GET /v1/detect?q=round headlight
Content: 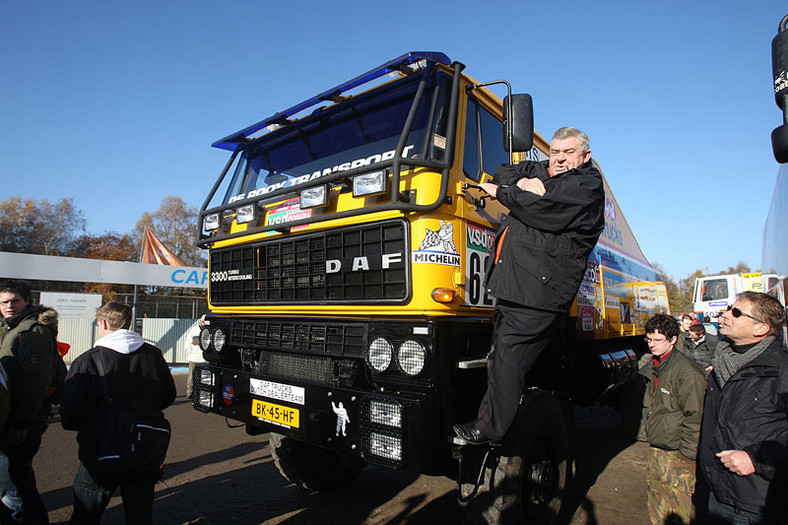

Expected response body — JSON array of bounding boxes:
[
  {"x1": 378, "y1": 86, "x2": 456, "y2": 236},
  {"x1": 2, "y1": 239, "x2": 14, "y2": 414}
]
[
  {"x1": 367, "y1": 337, "x2": 393, "y2": 372},
  {"x1": 213, "y1": 328, "x2": 226, "y2": 352},
  {"x1": 397, "y1": 340, "x2": 426, "y2": 376},
  {"x1": 199, "y1": 328, "x2": 212, "y2": 351}
]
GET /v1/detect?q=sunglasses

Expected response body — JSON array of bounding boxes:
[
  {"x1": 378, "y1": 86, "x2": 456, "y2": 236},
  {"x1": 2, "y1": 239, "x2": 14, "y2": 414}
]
[{"x1": 727, "y1": 305, "x2": 765, "y2": 324}]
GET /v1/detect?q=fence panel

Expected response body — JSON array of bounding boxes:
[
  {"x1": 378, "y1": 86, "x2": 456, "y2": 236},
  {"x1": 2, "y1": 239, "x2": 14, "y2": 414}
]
[
  {"x1": 58, "y1": 318, "x2": 197, "y2": 365},
  {"x1": 141, "y1": 318, "x2": 198, "y2": 364},
  {"x1": 57, "y1": 318, "x2": 97, "y2": 364}
]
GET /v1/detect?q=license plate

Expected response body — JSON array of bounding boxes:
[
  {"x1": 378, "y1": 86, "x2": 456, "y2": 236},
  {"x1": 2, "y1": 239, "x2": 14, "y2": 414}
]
[{"x1": 251, "y1": 398, "x2": 300, "y2": 428}]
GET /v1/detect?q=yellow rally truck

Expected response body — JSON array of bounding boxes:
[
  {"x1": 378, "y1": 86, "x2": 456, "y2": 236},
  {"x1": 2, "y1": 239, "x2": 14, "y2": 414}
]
[{"x1": 193, "y1": 52, "x2": 668, "y2": 522}]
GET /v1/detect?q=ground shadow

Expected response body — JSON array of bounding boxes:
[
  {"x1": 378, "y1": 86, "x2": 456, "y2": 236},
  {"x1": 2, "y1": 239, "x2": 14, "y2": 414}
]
[
  {"x1": 559, "y1": 404, "x2": 636, "y2": 524},
  {"x1": 150, "y1": 461, "x2": 441, "y2": 524}
]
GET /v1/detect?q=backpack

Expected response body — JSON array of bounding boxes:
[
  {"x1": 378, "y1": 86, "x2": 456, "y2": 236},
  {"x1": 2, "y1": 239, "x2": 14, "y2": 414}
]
[
  {"x1": 24, "y1": 312, "x2": 68, "y2": 406},
  {"x1": 83, "y1": 351, "x2": 171, "y2": 477}
]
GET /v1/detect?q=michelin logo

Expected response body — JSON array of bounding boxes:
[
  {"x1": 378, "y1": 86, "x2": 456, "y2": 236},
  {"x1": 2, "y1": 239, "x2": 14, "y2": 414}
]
[{"x1": 413, "y1": 220, "x2": 460, "y2": 266}]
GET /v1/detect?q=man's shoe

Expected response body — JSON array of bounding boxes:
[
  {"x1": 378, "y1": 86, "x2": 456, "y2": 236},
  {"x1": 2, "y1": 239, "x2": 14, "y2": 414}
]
[{"x1": 453, "y1": 421, "x2": 495, "y2": 445}]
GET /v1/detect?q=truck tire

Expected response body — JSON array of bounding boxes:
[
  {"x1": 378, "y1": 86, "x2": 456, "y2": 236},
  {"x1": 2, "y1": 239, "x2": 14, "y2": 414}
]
[
  {"x1": 460, "y1": 393, "x2": 572, "y2": 524},
  {"x1": 269, "y1": 433, "x2": 366, "y2": 492}
]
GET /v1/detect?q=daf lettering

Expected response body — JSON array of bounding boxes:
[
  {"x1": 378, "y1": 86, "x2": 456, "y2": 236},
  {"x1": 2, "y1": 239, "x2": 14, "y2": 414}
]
[{"x1": 325, "y1": 252, "x2": 403, "y2": 273}]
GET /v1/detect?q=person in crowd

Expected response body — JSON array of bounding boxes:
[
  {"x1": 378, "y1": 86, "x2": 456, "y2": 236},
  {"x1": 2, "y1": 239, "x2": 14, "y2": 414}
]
[
  {"x1": 59, "y1": 301, "x2": 176, "y2": 524},
  {"x1": 0, "y1": 280, "x2": 61, "y2": 524},
  {"x1": 685, "y1": 323, "x2": 718, "y2": 373},
  {"x1": 185, "y1": 317, "x2": 206, "y2": 400},
  {"x1": 700, "y1": 292, "x2": 787, "y2": 524},
  {"x1": 639, "y1": 314, "x2": 707, "y2": 525},
  {"x1": 703, "y1": 315, "x2": 719, "y2": 335},
  {"x1": 453, "y1": 127, "x2": 605, "y2": 444},
  {"x1": 677, "y1": 314, "x2": 695, "y2": 352}
]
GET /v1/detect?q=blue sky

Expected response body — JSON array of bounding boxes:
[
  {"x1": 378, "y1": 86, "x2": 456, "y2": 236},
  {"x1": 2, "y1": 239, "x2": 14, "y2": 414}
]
[{"x1": 2, "y1": 1, "x2": 786, "y2": 280}]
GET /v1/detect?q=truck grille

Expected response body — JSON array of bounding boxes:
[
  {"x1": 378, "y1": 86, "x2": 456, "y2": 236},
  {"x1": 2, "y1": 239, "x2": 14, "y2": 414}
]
[
  {"x1": 230, "y1": 319, "x2": 366, "y2": 357},
  {"x1": 254, "y1": 351, "x2": 341, "y2": 386},
  {"x1": 209, "y1": 219, "x2": 409, "y2": 305}
]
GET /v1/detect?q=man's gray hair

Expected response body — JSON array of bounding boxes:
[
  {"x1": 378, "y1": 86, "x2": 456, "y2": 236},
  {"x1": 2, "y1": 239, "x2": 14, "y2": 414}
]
[{"x1": 553, "y1": 127, "x2": 590, "y2": 152}]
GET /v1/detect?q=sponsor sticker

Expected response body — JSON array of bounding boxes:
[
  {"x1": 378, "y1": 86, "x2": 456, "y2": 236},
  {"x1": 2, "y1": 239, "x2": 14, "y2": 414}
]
[
  {"x1": 464, "y1": 222, "x2": 495, "y2": 307},
  {"x1": 222, "y1": 383, "x2": 236, "y2": 406},
  {"x1": 250, "y1": 378, "x2": 305, "y2": 406},
  {"x1": 412, "y1": 220, "x2": 460, "y2": 267},
  {"x1": 266, "y1": 198, "x2": 312, "y2": 229},
  {"x1": 620, "y1": 302, "x2": 632, "y2": 324}
]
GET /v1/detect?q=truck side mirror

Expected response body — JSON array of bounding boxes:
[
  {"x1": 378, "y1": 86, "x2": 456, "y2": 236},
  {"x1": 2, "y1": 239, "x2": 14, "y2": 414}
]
[
  {"x1": 772, "y1": 14, "x2": 788, "y2": 163},
  {"x1": 502, "y1": 94, "x2": 534, "y2": 153},
  {"x1": 773, "y1": 125, "x2": 788, "y2": 163}
]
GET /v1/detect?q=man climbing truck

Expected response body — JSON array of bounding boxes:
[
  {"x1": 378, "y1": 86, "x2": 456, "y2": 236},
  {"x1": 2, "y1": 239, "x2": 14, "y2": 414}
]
[{"x1": 192, "y1": 52, "x2": 668, "y2": 522}]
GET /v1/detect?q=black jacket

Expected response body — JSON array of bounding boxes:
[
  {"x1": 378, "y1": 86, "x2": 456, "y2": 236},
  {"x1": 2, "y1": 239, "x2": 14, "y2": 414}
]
[
  {"x1": 485, "y1": 159, "x2": 605, "y2": 312},
  {"x1": 60, "y1": 335, "x2": 176, "y2": 467},
  {"x1": 684, "y1": 333, "x2": 718, "y2": 370},
  {"x1": 699, "y1": 337, "x2": 788, "y2": 517}
]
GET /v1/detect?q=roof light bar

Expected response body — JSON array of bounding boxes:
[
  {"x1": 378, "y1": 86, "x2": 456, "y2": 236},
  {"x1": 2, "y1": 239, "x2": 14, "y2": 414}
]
[{"x1": 212, "y1": 52, "x2": 451, "y2": 152}]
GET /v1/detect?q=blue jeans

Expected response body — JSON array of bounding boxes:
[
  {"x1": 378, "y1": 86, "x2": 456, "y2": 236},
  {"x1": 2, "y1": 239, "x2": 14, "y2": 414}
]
[
  {"x1": 0, "y1": 451, "x2": 22, "y2": 522},
  {"x1": 0, "y1": 425, "x2": 48, "y2": 524},
  {"x1": 70, "y1": 461, "x2": 155, "y2": 525},
  {"x1": 708, "y1": 491, "x2": 780, "y2": 525}
]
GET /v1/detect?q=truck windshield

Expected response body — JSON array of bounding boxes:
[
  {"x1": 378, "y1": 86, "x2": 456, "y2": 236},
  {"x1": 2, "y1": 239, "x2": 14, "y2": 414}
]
[
  {"x1": 217, "y1": 72, "x2": 452, "y2": 207},
  {"x1": 700, "y1": 278, "x2": 729, "y2": 302}
]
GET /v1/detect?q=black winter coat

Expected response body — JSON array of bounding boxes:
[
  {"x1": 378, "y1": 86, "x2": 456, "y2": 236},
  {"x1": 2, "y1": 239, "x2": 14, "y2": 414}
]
[
  {"x1": 699, "y1": 337, "x2": 788, "y2": 517},
  {"x1": 485, "y1": 159, "x2": 605, "y2": 312},
  {"x1": 0, "y1": 305, "x2": 59, "y2": 430},
  {"x1": 684, "y1": 333, "x2": 718, "y2": 371},
  {"x1": 60, "y1": 342, "x2": 176, "y2": 467}
]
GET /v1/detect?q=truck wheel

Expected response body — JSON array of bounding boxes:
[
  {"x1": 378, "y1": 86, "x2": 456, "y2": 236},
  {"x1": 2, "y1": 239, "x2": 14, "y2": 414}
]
[
  {"x1": 460, "y1": 394, "x2": 571, "y2": 524},
  {"x1": 269, "y1": 433, "x2": 366, "y2": 492}
]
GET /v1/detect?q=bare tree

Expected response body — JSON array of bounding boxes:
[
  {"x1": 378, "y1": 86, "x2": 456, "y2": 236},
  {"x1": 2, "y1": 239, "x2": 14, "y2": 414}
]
[
  {"x1": 133, "y1": 196, "x2": 205, "y2": 267},
  {"x1": 0, "y1": 196, "x2": 86, "y2": 255},
  {"x1": 721, "y1": 261, "x2": 752, "y2": 274},
  {"x1": 652, "y1": 263, "x2": 691, "y2": 314},
  {"x1": 68, "y1": 232, "x2": 137, "y2": 294}
]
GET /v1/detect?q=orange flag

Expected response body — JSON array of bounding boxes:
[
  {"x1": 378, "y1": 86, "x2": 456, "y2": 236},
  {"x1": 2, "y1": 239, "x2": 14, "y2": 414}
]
[{"x1": 140, "y1": 228, "x2": 186, "y2": 266}]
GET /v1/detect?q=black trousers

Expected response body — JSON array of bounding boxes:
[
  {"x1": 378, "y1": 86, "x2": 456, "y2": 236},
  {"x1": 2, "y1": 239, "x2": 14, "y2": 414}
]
[
  {"x1": 475, "y1": 300, "x2": 559, "y2": 440},
  {"x1": 70, "y1": 461, "x2": 155, "y2": 525},
  {"x1": 0, "y1": 423, "x2": 48, "y2": 525}
]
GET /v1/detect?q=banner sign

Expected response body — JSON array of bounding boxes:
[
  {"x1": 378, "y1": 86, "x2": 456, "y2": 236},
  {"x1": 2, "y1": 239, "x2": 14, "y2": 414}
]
[
  {"x1": 0, "y1": 252, "x2": 207, "y2": 289},
  {"x1": 39, "y1": 292, "x2": 103, "y2": 318}
]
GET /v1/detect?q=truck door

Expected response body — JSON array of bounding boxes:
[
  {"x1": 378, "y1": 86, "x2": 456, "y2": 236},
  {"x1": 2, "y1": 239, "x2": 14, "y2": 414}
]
[{"x1": 457, "y1": 93, "x2": 513, "y2": 308}]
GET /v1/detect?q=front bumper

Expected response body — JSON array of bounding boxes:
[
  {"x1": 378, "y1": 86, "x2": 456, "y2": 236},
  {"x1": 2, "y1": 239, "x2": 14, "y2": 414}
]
[{"x1": 192, "y1": 363, "x2": 441, "y2": 471}]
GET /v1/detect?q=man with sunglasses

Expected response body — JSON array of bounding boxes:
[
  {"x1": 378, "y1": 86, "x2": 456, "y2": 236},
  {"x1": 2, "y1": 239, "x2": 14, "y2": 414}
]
[
  {"x1": 699, "y1": 291, "x2": 787, "y2": 524},
  {"x1": 639, "y1": 314, "x2": 707, "y2": 524}
]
